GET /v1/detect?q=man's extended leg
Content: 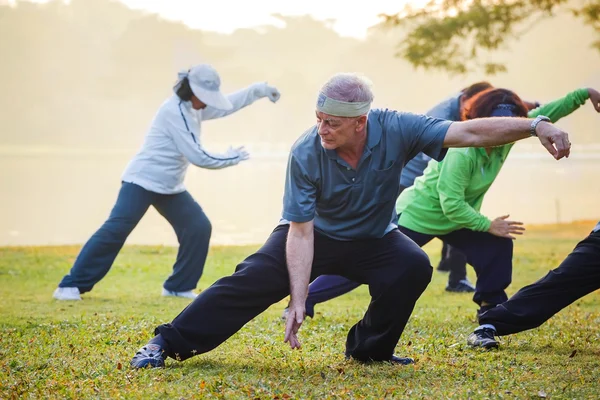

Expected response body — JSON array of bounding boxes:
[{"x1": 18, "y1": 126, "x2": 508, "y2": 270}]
[
  {"x1": 131, "y1": 225, "x2": 345, "y2": 367},
  {"x1": 477, "y1": 231, "x2": 600, "y2": 338},
  {"x1": 153, "y1": 225, "x2": 291, "y2": 361}
]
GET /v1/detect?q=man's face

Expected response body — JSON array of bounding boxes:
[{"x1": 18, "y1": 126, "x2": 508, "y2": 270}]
[{"x1": 316, "y1": 111, "x2": 364, "y2": 150}]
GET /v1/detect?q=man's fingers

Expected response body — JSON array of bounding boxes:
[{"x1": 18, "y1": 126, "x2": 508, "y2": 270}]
[
  {"x1": 507, "y1": 221, "x2": 524, "y2": 226},
  {"x1": 539, "y1": 136, "x2": 559, "y2": 160},
  {"x1": 561, "y1": 133, "x2": 571, "y2": 158},
  {"x1": 554, "y1": 132, "x2": 570, "y2": 159},
  {"x1": 288, "y1": 331, "x2": 301, "y2": 349},
  {"x1": 284, "y1": 325, "x2": 291, "y2": 343},
  {"x1": 293, "y1": 321, "x2": 302, "y2": 335},
  {"x1": 286, "y1": 329, "x2": 300, "y2": 349},
  {"x1": 497, "y1": 214, "x2": 509, "y2": 220},
  {"x1": 284, "y1": 311, "x2": 295, "y2": 343},
  {"x1": 554, "y1": 140, "x2": 567, "y2": 160}
]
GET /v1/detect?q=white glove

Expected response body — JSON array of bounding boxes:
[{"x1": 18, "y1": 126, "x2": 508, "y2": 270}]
[
  {"x1": 226, "y1": 146, "x2": 250, "y2": 163},
  {"x1": 263, "y1": 84, "x2": 281, "y2": 103}
]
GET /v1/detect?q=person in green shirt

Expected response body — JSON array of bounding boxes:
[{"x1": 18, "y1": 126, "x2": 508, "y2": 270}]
[{"x1": 396, "y1": 86, "x2": 600, "y2": 315}]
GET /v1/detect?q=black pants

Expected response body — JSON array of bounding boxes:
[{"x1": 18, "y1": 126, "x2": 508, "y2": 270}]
[
  {"x1": 155, "y1": 225, "x2": 433, "y2": 362},
  {"x1": 438, "y1": 242, "x2": 469, "y2": 286},
  {"x1": 479, "y1": 230, "x2": 600, "y2": 335},
  {"x1": 400, "y1": 226, "x2": 513, "y2": 306}
]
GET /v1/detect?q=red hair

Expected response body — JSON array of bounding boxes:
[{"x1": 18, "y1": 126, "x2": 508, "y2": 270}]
[{"x1": 461, "y1": 88, "x2": 529, "y2": 121}]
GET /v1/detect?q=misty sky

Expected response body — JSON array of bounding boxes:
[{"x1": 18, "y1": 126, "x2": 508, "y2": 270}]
[{"x1": 15, "y1": 0, "x2": 419, "y2": 38}]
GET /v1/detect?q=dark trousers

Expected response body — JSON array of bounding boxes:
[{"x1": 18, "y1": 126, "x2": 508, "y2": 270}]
[
  {"x1": 59, "y1": 182, "x2": 212, "y2": 293},
  {"x1": 302, "y1": 226, "x2": 511, "y2": 311},
  {"x1": 480, "y1": 230, "x2": 600, "y2": 335},
  {"x1": 304, "y1": 275, "x2": 362, "y2": 317},
  {"x1": 155, "y1": 225, "x2": 433, "y2": 362},
  {"x1": 438, "y1": 242, "x2": 469, "y2": 286},
  {"x1": 399, "y1": 226, "x2": 513, "y2": 306}
]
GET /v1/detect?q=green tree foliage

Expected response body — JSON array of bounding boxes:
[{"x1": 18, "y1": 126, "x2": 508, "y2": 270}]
[{"x1": 380, "y1": 0, "x2": 600, "y2": 74}]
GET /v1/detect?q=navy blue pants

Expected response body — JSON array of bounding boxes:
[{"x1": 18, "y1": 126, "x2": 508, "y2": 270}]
[
  {"x1": 303, "y1": 241, "x2": 470, "y2": 316},
  {"x1": 480, "y1": 230, "x2": 600, "y2": 335},
  {"x1": 59, "y1": 182, "x2": 212, "y2": 293},
  {"x1": 301, "y1": 226, "x2": 512, "y2": 311},
  {"x1": 155, "y1": 225, "x2": 433, "y2": 362},
  {"x1": 438, "y1": 242, "x2": 469, "y2": 285},
  {"x1": 400, "y1": 227, "x2": 513, "y2": 306}
]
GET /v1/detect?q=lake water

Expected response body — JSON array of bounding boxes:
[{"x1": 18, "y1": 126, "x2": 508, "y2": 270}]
[{"x1": 1, "y1": 142, "x2": 598, "y2": 246}]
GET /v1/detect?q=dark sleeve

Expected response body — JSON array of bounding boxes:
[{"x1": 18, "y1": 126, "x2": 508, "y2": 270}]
[
  {"x1": 394, "y1": 112, "x2": 452, "y2": 163},
  {"x1": 281, "y1": 153, "x2": 317, "y2": 223}
]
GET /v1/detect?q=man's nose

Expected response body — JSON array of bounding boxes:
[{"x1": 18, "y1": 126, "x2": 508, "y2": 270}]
[{"x1": 318, "y1": 123, "x2": 328, "y2": 136}]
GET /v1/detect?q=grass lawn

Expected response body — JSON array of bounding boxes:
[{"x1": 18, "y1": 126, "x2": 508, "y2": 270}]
[{"x1": 1, "y1": 221, "x2": 599, "y2": 399}]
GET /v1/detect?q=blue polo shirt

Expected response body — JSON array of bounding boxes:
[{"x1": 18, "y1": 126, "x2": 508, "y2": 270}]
[
  {"x1": 282, "y1": 108, "x2": 452, "y2": 240},
  {"x1": 399, "y1": 93, "x2": 461, "y2": 188}
]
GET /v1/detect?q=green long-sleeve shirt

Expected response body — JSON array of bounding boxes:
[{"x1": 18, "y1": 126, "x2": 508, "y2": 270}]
[{"x1": 396, "y1": 88, "x2": 590, "y2": 235}]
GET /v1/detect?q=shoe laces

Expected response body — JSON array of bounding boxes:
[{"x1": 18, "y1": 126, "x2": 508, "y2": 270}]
[{"x1": 475, "y1": 327, "x2": 496, "y2": 340}]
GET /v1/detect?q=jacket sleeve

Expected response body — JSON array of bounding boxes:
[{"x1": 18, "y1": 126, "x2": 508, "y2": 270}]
[
  {"x1": 166, "y1": 105, "x2": 242, "y2": 169},
  {"x1": 437, "y1": 150, "x2": 492, "y2": 232},
  {"x1": 528, "y1": 88, "x2": 589, "y2": 123},
  {"x1": 201, "y1": 82, "x2": 267, "y2": 121}
]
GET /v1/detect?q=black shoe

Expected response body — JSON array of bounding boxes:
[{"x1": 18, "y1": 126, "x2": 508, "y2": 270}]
[
  {"x1": 445, "y1": 279, "x2": 476, "y2": 293},
  {"x1": 346, "y1": 354, "x2": 415, "y2": 365},
  {"x1": 389, "y1": 355, "x2": 415, "y2": 365},
  {"x1": 130, "y1": 335, "x2": 169, "y2": 369},
  {"x1": 467, "y1": 327, "x2": 499, "y2": 349}
]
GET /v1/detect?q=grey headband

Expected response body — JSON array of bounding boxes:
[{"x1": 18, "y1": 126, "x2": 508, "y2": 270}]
[{"x1": 316, "y1": 92, "x2": 371, "y2": 117}]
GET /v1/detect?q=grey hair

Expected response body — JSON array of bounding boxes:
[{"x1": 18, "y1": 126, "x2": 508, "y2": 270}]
[{"x1": 320, "y1": 73, "x2": 374, "y2": 104}]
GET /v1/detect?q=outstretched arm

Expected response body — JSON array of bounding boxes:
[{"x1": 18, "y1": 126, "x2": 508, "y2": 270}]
[
  {"x1": 443, "y1": 117, "x2": 571, "y2": 160},
  {"x1": 528, "y1": 88, "x2": 599, "y2": 122},
  {"x1": 202, "y1": 82, "x2": 280, "y2": 120}
]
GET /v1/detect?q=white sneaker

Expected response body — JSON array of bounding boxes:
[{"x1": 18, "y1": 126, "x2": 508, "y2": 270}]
[
  {"x1": 161, "y1": 288, "x2": 197, "y2": 299},
  {"x1": 53, "y1": 287, "x2": 81, "y2": 301}
]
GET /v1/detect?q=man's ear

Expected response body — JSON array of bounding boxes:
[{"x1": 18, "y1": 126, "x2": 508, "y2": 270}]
[{"x1": 356, "y1": 115, "x2": 367, "y2": 131}]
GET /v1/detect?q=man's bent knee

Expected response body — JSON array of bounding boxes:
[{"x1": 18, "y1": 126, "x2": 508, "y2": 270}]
[{"x1": 404, "y1": 249, "x2": 433, "y2": 287}]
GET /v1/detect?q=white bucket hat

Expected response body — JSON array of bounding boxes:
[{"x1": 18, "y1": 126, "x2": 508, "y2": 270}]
[{"x1": 177, "y1": 64, "x2": 233, "y2": 110}]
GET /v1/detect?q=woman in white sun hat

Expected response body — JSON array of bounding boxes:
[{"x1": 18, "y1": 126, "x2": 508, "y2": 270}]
[{"x1": 53, "y1": 64, "x2": 281, "y2": 301}]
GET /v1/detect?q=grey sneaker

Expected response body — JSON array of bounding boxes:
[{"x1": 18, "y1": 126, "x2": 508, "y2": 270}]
[
  {"x1": 467, "y1": 327, "x2": 499, "y2": 349},
  {"x1": 446, "y1": 279, "x2": 476, "y2": 293},
  {"x1": 130, "y1": 343, "x2": 167, "y2": 368}
]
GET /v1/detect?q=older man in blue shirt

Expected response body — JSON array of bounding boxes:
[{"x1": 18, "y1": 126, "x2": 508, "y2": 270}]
[
  {"x1": 288, "y1": 83, "x2": 495, "y2": 320},
  {"x1": 130, "y1": 73, "x2": 571, "y2": 368}
]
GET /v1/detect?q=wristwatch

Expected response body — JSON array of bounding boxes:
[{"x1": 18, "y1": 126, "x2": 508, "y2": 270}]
[{"x1": 530, "y1": 115, "x2": 550, "y2": 137}]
